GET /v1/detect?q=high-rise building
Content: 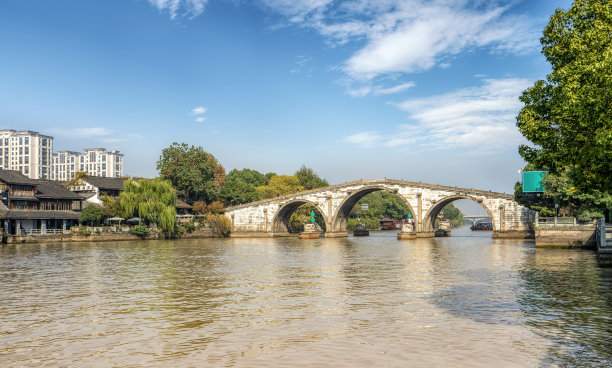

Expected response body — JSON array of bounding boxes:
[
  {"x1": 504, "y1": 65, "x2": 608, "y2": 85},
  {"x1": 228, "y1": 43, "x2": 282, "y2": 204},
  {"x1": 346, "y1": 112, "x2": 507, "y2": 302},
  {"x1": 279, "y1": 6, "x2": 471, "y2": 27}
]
[
  {"x1": 0, "y1": 130, "x2": 53, "y2": 179},
  {"x1": 52, "y1": 148, "x2": 123, "y2": 180}
]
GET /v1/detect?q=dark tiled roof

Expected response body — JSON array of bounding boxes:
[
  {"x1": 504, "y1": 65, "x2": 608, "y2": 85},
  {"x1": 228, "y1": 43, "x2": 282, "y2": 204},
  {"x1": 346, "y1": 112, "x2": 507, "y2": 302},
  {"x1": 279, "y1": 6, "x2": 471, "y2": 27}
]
[
  {"x1": 4, "y1": 210, "x2": 80, "y2": 220},
  {"x1": 0, "y1": 170, "x2": 36, "y2": 185},
  {"x1": 8, "y1": 195, "x2": 39, "y2": 202},
  {"x1": 35, "y1": 180, "x2": 82, "y2": 200},
  {"x1": 83, "y1": 176, "x2": 126, "y2": 191}
]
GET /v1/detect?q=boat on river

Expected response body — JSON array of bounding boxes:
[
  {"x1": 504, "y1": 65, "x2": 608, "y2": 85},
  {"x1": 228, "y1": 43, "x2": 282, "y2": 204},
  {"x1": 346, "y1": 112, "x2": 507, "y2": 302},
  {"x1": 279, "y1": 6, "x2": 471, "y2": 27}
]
[
  {"x1": 353, "y1": 224, "x2": 369, "y2": 237},
  {"x1": 471, "y1": 222, "x2": 493, "y2": 231}
]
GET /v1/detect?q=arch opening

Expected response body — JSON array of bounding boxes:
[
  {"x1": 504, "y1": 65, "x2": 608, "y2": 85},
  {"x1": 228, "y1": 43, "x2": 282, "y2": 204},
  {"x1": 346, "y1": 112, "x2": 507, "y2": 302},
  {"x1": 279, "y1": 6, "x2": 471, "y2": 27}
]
[
  {"x1": 423, "y1": 196, "x2": 495, "y2": 236},
  {"x1": 272, "y1": 200, "x2": 327, "y2": 234},
  {"x1": 332, "y1": 187, "x2": 415, "y2": 233}
]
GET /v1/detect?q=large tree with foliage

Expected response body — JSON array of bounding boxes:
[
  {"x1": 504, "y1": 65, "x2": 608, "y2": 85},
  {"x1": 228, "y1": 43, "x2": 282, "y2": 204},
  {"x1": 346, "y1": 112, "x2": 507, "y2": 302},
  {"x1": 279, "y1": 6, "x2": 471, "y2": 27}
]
[
  {"x1": 218, "y1": 178, "x2": 260, "y2": 206},
  {"x1": 440, "y1": 203, "x2": 464, "y2": 228},
  {"x1": 79, "y1": 205, "x2": 104, "y2": 226},
  {"x1": 157, "y1": 142, "x2": 225, "y2": 203},
  {"x1": 516, "y1": 0, "x2": 612, "y2": 218},
  {"x1": 295, "y1": 166, "x2": 329, "y2": 190},
  {"x1": 226, "y1": 168, "x2": 271, "y2": 187},
  {"x1": 257, "y1": 175, "x2": 304, "y2": 199},
  {"x1": 116, "y1": 178, "x2": 177, "y2": 234},
  {"x1": 355, "y1": 191, "x2": 412, "y2": 219}
]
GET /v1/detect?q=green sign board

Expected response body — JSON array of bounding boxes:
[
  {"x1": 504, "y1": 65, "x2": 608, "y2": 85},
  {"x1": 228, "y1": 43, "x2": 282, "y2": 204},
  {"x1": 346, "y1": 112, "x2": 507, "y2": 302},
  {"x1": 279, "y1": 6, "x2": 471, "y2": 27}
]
[
  {"x1": 408, "y1": 213, "x2": 412, "y2": 219},
  {"x1": 522, "y1": 171, "x2": 547, "y2": 192},
  {"x1": 310, "y1": 210, "x2": 315, "y2": 223}
]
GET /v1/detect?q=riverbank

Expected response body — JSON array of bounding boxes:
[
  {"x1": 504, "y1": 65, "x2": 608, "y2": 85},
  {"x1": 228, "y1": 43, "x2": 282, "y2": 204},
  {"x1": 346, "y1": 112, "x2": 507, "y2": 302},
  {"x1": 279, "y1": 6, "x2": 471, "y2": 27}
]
[{"x1": 2, "y1": 228, "x2": 219, "y2": 244}]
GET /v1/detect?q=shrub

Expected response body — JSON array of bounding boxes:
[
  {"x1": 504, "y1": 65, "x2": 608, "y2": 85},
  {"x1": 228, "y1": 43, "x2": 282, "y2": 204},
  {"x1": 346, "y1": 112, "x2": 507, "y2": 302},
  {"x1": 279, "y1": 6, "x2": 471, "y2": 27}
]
[
  {"x1": 207, "y1": 214, "x2": 231, "y2": 237},
  {"x1": 207, "y1": 200, "x2": 225, "y2": 214},
  {"x1": 184, "y1": 222, "x2": 196, "y2": 232},
  {"x1": 129, "y1": 225, "x2": 149, "y2": 238},
  {"x1": 175, "y1": 226, "x2": 186, "y2": 237},
  {"x1": 78, "y1": 226, "x2": 91, "y2": 236},
  {"x1": 193, "y1": 201, "x2": 207, "y2": 215}
]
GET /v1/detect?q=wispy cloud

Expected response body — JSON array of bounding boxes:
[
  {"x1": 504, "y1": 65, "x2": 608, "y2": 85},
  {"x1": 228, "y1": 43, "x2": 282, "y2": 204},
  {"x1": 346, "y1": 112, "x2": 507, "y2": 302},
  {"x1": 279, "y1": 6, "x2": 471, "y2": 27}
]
[
  {"x1": 259, "y1": 0, "x2": 537, "y2": 82},
  {"x1": 192, "y1": 106, "x2": 207, "y2": 115},
  {"x1": 191, "y1": 106, "x2": 208, "y2": 123},
  {"x1": 49, "y1": 127, "x2": 144, "y2": 143},
  {"x1": 290, "y1": 55, "x2": 313, "y2": 74},
  {"x1": 343, "y1": 131, "x2": 383, "y2": 148},
  {"x1": 147, "y1": 0, "x2": 209, "y2": 20},
  {"x1": 50, "y1": 127, "x2": 113, "y2": 139},
  {"x1": 348, "y1": 81, "x2": 415, "y2": 97},
  {"x1": 344, "y1": 78, "x2": 531, "y2": 151}
]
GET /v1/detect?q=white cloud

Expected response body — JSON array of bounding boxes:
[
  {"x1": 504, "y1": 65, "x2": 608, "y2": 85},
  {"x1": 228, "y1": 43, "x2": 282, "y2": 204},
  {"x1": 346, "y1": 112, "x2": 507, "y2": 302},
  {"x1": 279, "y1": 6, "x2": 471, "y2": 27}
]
[
  {"x1": 148, "y1": 0, "x2": 209, "y2": 20},
  {"x1": 348, "y1": 81, "x2": 415, "y2": 97},
  {"x1": 343, "y1": 131, "x2": 383, "y2": 148},
  {"x1": 345, "y1": 78, "x2": 531, "y2": 151},
  {"x1": 192, "y1": 106, "x2": 207, "y2": 115},
  {"x1": 51, "y1": 127, "x2": 113, "y2": 138},
  {"x1": 438, "y1": 63, "x2": 451, "y2": 69},
  {"x1": 195, "y1": 117, "x2": 206, "y2": 123},
  {"x1": 258, "y1": 1, "x2": 537, "y2": 81}
]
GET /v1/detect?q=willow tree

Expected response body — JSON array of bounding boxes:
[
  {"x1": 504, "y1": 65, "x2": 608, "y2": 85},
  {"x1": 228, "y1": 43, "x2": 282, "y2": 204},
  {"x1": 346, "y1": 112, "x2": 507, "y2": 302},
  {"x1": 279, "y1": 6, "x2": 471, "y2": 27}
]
[{"x1": 117, "y1": 178, "x2": 177, "y2": 234}]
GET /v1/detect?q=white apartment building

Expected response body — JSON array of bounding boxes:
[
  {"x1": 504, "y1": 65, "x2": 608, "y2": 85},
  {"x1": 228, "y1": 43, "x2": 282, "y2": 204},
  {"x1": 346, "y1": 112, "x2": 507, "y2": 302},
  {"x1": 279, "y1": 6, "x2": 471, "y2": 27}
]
[
  {"x1": 52, "y1": 148, "x2": 123, "y2": 180},
  {"x1": 0, "y1": 130, "x2": 53, "y2": 179}
]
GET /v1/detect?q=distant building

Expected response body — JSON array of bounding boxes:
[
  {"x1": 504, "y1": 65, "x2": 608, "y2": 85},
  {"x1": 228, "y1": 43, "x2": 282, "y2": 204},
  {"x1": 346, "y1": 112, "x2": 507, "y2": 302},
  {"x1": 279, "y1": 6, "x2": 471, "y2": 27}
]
[
  {"x1": 52, "y1": 148, "x2": 124, "y2": 181},
  {"x1": 0, "y1": 129, "x2": 53, "y2": 179},
  {"x1": 68, "y1": 176, "x2": 126, "y2": 206},
  {"x1": 0, "y1": 170, "x2": 80, "y2": 235}
]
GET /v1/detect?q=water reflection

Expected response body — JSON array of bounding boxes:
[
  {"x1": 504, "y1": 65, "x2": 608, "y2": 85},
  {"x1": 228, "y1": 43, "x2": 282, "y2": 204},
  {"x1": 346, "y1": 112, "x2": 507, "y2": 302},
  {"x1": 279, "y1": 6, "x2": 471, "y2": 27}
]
[{"x1": 1, "y1": 226, "x2": 611, "y2": 367}]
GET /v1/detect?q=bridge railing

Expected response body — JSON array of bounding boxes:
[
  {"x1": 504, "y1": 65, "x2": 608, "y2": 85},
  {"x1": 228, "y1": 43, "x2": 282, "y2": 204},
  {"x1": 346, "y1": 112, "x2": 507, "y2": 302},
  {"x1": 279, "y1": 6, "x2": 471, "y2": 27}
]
[{"x1": 534, "y1": 214, "x2": 596, "y2": 228}]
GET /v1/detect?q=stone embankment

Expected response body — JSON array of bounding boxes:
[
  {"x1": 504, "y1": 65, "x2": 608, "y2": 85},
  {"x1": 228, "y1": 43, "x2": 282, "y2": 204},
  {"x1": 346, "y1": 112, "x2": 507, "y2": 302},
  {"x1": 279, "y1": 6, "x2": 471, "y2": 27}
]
[{"x1": 2, "y1": 228, "x2": 217, "y2": 244}]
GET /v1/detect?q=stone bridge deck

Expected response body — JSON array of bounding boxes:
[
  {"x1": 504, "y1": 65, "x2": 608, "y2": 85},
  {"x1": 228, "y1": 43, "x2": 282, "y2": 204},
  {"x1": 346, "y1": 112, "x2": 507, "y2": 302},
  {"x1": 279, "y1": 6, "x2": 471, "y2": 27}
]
[{"x1": 225, "y1": 179, "x2": 534, "y2": 239}]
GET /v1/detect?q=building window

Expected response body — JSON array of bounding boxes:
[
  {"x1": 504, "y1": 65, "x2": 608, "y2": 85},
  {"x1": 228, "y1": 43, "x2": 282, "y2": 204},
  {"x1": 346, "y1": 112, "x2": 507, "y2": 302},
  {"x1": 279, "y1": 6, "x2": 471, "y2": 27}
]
[{"x1": 24, "y1": 137, "x2": 29, "y2": 145}]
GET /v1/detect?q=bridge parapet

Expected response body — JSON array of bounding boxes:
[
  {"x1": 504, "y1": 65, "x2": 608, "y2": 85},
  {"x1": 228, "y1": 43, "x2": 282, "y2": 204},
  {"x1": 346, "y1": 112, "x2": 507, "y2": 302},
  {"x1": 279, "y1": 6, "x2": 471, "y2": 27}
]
[{"x1": 224, "y1": 179, "x2": 533, "y2": 238}]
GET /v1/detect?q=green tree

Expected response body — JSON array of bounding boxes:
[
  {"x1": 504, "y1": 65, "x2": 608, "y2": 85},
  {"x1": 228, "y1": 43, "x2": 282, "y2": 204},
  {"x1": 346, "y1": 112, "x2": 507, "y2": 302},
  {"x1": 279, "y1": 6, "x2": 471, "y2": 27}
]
[
  {"x1": 116, "y1": 178, "x2": 177, "y2": 234},
  {"x1": 355, "y1": 191, "x2": 412, "y2": 219},
  {"x1": 295, "y1": 165, "x2": 329, "y2": 190},
  {"x1": 257, "y1": 175, "x2": 304, "y2": 199},
  {"x1": 288, "y1": 204, "x2": 326, "y2": 233},
  {"x1": 516, "y1": 0, "x2": 612, "y2": 218},
  {"x1": 157, "y1": 142, "x2": 225, "y2": 203},
  {"x1": 226, "y1": 168, "x2": 270, "y2": 187},
  {"x1": 440, "y1": 203, "x2": 464, "y2": 228},
  {"x1": 79, "y1": 205, "x2": 104, "y2": 226},
  {"x1": 218, "y1": 178, "x2": 260, "y2": 206}
]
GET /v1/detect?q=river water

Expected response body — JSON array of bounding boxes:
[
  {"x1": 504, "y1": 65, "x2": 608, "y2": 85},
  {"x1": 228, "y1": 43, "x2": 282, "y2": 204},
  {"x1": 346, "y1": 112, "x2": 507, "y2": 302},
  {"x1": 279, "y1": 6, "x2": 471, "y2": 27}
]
[{"x1": 1, "y1": 226, "x2": 612, "y2": 367}]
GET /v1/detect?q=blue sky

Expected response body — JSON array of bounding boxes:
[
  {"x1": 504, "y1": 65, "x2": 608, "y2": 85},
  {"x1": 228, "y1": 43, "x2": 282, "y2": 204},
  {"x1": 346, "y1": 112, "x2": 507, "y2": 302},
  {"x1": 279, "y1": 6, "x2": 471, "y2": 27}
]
[{"x1": 1, "y1": 0, "x2": 573, "y2": 196}]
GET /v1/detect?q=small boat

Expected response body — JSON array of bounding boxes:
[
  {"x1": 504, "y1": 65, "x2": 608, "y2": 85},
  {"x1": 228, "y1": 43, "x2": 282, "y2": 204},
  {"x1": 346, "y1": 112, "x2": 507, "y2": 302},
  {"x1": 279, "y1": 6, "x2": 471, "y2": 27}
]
[
  {"x1": 299, "y1": 223, "x2": 320, "y2": 239},
  {"x1": 471, "y1": 222, "x2": 493, "y2": 231},
  {"x1": 299, "y1": 232, "x2": 320, "y2": 239},
  {"x1": 353, "y1": 224, "x2": 369, "y2": 237},
  {"x1": 397, "y1": 232, "x2": 417, "y2": 240},
  {"x1": 435, "y1": 229, "x2": 451, "y2": 237}
]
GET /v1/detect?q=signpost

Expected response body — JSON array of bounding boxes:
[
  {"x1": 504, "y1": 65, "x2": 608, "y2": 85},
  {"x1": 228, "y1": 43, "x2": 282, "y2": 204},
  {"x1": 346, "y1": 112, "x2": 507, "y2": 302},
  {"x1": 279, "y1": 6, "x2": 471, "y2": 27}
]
[{"x1": 310, "y1": 210, "x2": 316, "y2": 223}]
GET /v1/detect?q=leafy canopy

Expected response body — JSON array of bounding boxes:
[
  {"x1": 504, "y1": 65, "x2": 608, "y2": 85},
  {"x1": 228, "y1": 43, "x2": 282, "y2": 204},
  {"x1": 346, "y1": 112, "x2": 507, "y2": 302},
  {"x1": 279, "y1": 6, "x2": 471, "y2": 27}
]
[
  {"x1": 157, "y1": 142, "x2": 225, "y2": 203},
  {"x1": 79, "y1": 205, "x2": 104, "y2": 225},
  {"x1": 516, "y1": 0, "x2": 612, "y2": 199},
  {"x1": 295, "y1": 166, "x2": 329, "y2": 190},
  {"x1": 257, "y1": 175, "x2": 304, "y2": 199}
]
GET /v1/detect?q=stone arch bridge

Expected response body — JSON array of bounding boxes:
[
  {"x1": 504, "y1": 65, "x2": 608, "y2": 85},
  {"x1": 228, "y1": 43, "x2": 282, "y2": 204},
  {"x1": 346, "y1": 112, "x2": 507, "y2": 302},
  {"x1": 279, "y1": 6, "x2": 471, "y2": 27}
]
[{"x1": 224, "y1": 179, "x2": 534, "y2": 238}]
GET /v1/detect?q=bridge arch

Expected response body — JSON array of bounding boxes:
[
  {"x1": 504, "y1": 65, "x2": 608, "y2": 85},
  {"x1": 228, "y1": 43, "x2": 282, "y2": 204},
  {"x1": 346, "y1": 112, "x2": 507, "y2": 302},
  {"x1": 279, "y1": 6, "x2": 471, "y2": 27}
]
[
  {"x1": 271, "y1": 199, "x2": 329, "y2": 234},
  {"x1": 422, "y1": 195, "x2": 496, "y2": 233},
  {"x1": 331, "y1": 186, "x2": 416, "y2": 233}
]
